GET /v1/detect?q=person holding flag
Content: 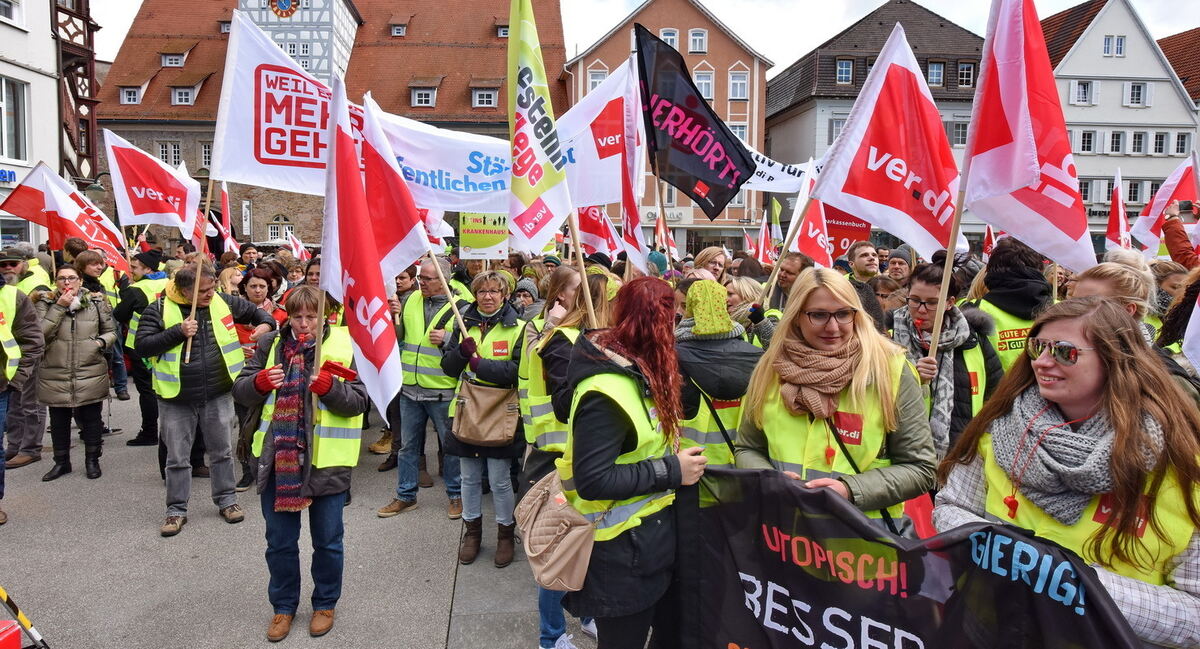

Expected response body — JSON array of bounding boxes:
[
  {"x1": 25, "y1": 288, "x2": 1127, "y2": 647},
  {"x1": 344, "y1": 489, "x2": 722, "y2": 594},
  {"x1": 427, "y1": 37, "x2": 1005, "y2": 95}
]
[{"x1": 114, "y1": 248, "x2": 170, "y2": 448}]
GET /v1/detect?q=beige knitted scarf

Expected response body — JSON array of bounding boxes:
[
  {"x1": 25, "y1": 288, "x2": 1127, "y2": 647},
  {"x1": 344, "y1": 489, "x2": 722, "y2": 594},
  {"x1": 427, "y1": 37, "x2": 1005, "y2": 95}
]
[{"x1": 772, "y1": 336, "x2": 861, "y2": 419}]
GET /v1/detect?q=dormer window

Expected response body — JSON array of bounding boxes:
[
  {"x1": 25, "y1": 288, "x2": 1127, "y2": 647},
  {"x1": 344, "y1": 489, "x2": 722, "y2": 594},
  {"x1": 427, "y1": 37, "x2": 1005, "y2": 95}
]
[
  {"x1": 120, "y1": 87, "x2": 141, "y2": 105},
  {"x1": 391, "y1": 24, "x2": 406, "y2": 37},
  {"x1": 162, "y1": 54, "x2": 184, "y2": 67},
  {"x1": 497, "y1": 25, "x2": 509, "y2": 38},
  {"x1": 172, "y1": 87, "x2": 193, "y2": 105},
  {"x1": 219, "y1": 21, "x2": 231, "y2": 34}
]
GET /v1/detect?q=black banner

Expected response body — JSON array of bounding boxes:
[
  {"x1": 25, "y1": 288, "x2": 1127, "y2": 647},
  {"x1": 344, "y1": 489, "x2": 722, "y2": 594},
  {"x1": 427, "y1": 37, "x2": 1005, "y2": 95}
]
[
  {"x1": 692, "y1": 468, "x2": 1140, "y2": 649},
  {"x1": 634, "y1": 23, "x2": 756, "y2": 220}
]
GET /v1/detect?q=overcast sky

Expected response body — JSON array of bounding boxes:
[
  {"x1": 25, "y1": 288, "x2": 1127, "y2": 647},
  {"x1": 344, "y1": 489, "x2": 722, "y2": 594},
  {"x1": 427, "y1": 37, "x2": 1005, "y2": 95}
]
[{"x1": 95, "y1": 0, "x2": 1194, "y2": 78}]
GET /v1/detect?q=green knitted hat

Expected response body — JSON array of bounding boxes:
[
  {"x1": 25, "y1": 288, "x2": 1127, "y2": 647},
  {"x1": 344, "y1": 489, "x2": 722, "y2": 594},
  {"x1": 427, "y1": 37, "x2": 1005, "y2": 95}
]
[{"x1": 685, "y1": 280, "x2": 733, "y2": 335}]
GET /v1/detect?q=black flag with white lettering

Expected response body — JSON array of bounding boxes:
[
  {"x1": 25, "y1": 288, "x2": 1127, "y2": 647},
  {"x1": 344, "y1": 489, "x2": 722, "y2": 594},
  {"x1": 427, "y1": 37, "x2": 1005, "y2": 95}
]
[
  {"x1": 685, "y1": 468, "x2": 1140, "y2": 649},
  {"x1": 634, "y1": 23, "x2": 755, "y2": 220}
]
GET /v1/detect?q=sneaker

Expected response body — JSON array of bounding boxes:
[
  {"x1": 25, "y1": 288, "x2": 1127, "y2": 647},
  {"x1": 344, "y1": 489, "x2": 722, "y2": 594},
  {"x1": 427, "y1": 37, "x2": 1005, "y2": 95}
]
[
  {"x1": 235, "y1": 472, "x2": 255, "y2": 492},
  {"x1": 554, "y1": 634, "x2": 580, "y2": 649},
  {"x1": 220, "y1": 504, "x2": 245, "y2": 524},
  {"x1": 580, "y1": 618, "x2": 597, "y2": 639},
  {"x1": 447, "y1": 497, "x2": 463, "y2": 520},
  {"x1": 126, "y1": 434, "x2": 158, "y2": 447},
  {"x1": 377, "y1": 498, "x2": 418, "y2": 518},
  {"x1": 160, "y1": 515, "x2": 187, "y2": 537}
]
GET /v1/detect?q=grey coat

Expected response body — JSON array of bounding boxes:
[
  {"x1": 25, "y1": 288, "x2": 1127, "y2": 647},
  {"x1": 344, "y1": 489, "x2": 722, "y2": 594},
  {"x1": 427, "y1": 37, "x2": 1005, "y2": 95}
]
[
  {"x1": 0, "y1": 288, "x2": 45, "y2": 392},
  {"x1": 232, "y1": 327, "x2": 370, "y2": 498},
  {"x1": 35, "y1": 289, "x2": 116, "y2": 408}
]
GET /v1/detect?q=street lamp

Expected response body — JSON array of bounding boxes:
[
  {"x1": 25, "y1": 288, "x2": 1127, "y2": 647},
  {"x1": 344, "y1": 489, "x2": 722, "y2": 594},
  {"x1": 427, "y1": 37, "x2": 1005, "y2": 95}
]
[{"x1": 84, "y1": 171, "x2": 110, "y2": 205}]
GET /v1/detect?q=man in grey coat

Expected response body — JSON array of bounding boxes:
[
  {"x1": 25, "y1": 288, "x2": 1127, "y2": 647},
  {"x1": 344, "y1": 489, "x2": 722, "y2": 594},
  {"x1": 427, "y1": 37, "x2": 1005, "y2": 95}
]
[{"x1": 1, "y1": 247, "x2": 48, "y2": 473}]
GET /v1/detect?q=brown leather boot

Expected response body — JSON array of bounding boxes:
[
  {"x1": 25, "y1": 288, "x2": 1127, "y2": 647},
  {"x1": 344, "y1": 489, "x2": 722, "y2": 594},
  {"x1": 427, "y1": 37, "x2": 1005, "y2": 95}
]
[
  {"x1": 368, "y1": 431, "x2": 392, "y2": 455},
  {"x1": 458, "y1": 517, "x2": 483, "y2": 565},
  {"x1": 418, "y1": 454, "x2": 434, "y2": 488},
  {"x1": 495, "y1": 522, "x2": 516, "y2": 568},
  {"x1": 267, "y1": 613, "x2": 293, "y2": 642}
]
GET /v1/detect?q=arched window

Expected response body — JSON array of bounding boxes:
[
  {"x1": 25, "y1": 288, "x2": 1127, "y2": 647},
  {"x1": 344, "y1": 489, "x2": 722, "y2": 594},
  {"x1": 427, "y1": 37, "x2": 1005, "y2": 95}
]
[
  {"x1": 688, "y1": 29, "x2": 707, "y2": 53},
  {"x1": 268, "y1": 215, "x2": 294, "y2": 241}
]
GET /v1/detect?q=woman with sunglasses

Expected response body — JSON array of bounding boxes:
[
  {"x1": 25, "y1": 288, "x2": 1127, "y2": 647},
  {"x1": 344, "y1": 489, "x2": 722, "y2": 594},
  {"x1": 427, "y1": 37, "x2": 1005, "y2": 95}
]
[
  {"x1": 735, "y1": 269, "x2": 936, "y2": 532},
  {"x1": 36, "y1": 266, "x2": 118, "y2": 481},
  {"x1": 936, "y1": 297, "x2": 1200, "y2": 647}
]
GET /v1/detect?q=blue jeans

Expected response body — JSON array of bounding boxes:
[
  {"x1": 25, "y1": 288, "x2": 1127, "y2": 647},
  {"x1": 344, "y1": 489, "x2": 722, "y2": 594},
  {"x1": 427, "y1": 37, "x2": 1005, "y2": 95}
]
[
  {"x1": 460, "y1": 456, "x2": 514, "y2": 525},
  {"x1": 395, "y1": 396, "x2": 460, "y2": 502},
  {"x1": 261, "y1": 476, "x2": 346, "y2": 615},
  {"x1": 109, "y1": 342, "x2": 128, "y2": 392},
  {"x1": 0, "y1": 389, "x2": 9, "y2": 500},
  {"x1": 539, "y1": 587, "x2": 592, "y2": 648}
]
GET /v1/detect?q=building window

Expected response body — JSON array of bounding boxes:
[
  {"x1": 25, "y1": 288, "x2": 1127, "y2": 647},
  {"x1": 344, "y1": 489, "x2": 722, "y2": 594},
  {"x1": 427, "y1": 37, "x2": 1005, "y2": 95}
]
[
  {"x1": 1150, "y1": 181, "x2": 1161, "y2": 197},
  {"x1": 1103, "y1": 35, "x2": 1113, "y2": 56},
  {"x1": 1, "y1": 77, "x2": 27, "y2": 161},
  {"x1": 1074, "y1": 80, "x2": 1092, "y2": 104},
  {"x1": 1178, "y1": 133, "x2": 1192, "y2": 155},
  {"x1": 835, "y1": 59, "x2": 853, "y2": 85},
  {"x1": 268, "y1": 215, "x2": 294, "y2": 242},
  {"x1": 1115, "y1": 35, "x2": 1125, "y2": 56},
  {"x1": 694, "y1": 71, "x2": 713, "y2": 100},
  {"x1": 411, "y1": 88, "x2": 435, "y2": 107},
  {"x1": 1079, "y1": 131, "x2": 1095, "y2": 153},
  {"x1": 1128, "y1": 181, "x2": 1140, "y2": 203},
  {"x1": 1079, "y1": 179, "x2": 1091, "y2": 203},
  {"x1": 158, "y1": 142, "x2": 181, "y2": 167},
  {"x1": 391, "y1": 24, "x2": 406, "y2": 37},
  {"x1": 471, "y1": 88, "x2": 497, "y2": 108},
  {"x1": 1128, "y1": 82, "x2": 1145, "y2": 106},
  {"x1": 219, "y1": 21, "x2": 231, "y2": 33},
  {"x1": 1105, "y1": 180, "x2": 1114, "y2": 197},
  {"x1": 951, "y1": 122, "x2": 969, "y2": 147},
  {"x1": 660, "y1": 29, "x2": 677, "y2": 49},
  {"x1": 828, "y1": 118, "x2": 846, "y2": 145},
  {"x1": 300, "y1": 59, "x2": 311, "y2": 70},
  {"x1": 663, "y1": 183, "x2": 676, "y2": 207},
  {"x1": 1110, "y1": 131, "x2": 1123, "y2": 154},
  {"x1": 497, "y1": 26, "x2": 509, "y2": 38},
  {"x1": 301, "y1": 0, "x2": 310, "y2": 8},
  {"x1": 161, "y1": 54, "x2": 184, "y2": 67},
  {"x1": 286, "y1": 43, "x2": 297, "y2": 56},
  {"x1": 729, "y1": 72, "x2": 748, "y2": 100},
  {"x1": 688, "y1": 29, "x2": 707, "y2": 53},
  {"x1": 957, "y1": 62, "x2": 974, "y2": 88},
  {"x1": 587, "y1": 69, "x2": 607, "y2": 91},
  {"x1": 927, "y1": 61, "x2": 944, "y2": 86},
  {"x1": 201, "y1": 142, "x2": 212, "y2": 168},
  {"x1": 728, "y1": 124, "x2": 747, "y2": 143},
  {"x1": 172, "y1": 87, "x2": 194, "y2": 105},
  {"x1": 0, "y1": 0, "x2": 20, "y2": 23},
  {"x1": 1154, "y1": 132, "x2": 1167, "y2": 154},
  {"x1": 1131, "y1": 132, "x2": 1145, "y2": 154},
  {"x1": 120, "y1": 87, "x2": 141, "y2": 105},
  {"x1": 729, "y1": 189, "x2": 744, "y2": 207},
  {"x1": 300, "y1": 43, "x2": 310, "y2": 56}
]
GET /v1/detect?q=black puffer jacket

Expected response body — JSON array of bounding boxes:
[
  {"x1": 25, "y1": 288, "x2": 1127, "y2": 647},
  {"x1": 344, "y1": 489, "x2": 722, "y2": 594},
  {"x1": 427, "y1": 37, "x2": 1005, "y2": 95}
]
[
  {"x1": 136, "y1": 292, "x2": 276, "y2": 403},
  {"x1": 948, "y1": 305, "x2": 1004, "y2": 446},
  {"x1": 676, "y1": 336, "x2": 762, "y2": 421},
  {"x1": 849, "y1": 275, "x2": 887, "y2": 332},
  {"x1": 981, "y1": 266, "x2": 1052, "y2": 320}
]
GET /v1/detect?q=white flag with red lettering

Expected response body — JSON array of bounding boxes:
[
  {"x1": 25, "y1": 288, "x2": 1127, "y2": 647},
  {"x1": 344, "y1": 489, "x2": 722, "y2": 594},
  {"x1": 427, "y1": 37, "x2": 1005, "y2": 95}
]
[
  {"x1": 1105, "y1": 169, "x2": 1131, "y2": 251},
  {"x1": 964, "y1": 0, "x2": 1094, "y2": 272},
  {"x1": 576, "y1": 206, "x2": 623, "y2": 258},
  {"x1": 620, "y1": 64, "x2": 652, "y2": 272},
  {"x1": 104, "y1": 129, "x2": 200, "y2": 238},
  {"x1": 742, "y1": 230, "x2": 756, "y2": 256},
  {"x1": 319, "y1": 77, "x2": 403, "y2": 420},
  {"x1": 216, "y1": 181, "x2": 239, "y2": 254},
  {"x1": 288, "y1": 232, "x2": 312, "y2": 262},
  {"x1": 0, "y1": 163, "x2": 130, "y2": 272},
  {"x1": 754, "y1": 215, "x2": 774, "y2": 265},
  {"x1": 810, "y1": 24, "x2": 964, "y2": 261},
  {"x1": 1131, "y1": 156, "x2": 1196, "y2": 254},
  {"x1": 790, "y1": 162, "x2": 835, "y2": 268}
]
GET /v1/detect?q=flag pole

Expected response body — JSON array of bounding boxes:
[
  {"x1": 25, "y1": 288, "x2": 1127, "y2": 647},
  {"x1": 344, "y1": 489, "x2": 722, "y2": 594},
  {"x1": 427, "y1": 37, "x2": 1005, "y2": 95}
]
[
  {"x1": 566, "y1": 209, "x2": 598, "y2": 328},
  {"x1": 925, "y1": 184, "x2": 969, "y2": 359},
  {"x1": 758, "y1": 193, "x2": 813, "y2": 305},
  {"x1": 183, "y1": 176, "x2": 217, "y2": 363},
  {"x1": 426, "y1": 249, "x2": 468, "y2": 335}
]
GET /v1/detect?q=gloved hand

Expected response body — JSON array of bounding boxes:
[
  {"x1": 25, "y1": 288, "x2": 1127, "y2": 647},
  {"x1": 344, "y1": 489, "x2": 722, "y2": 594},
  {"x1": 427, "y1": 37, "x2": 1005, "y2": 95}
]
[
  {"x1": 459, "y1": 336, "x2": 478, "y2": 359},
  {"x1": 748, "y1": 303, "x2": 765, "y2": 324},
  {"x1": 309, "y1": 370, "x2": 334, "y2": 396},
  {"x1": 254, "y1": 365, "x2": 283, "y2": 395},
  {"x1": 468, "y1": 355, "x2": 482, "y2": 373}
]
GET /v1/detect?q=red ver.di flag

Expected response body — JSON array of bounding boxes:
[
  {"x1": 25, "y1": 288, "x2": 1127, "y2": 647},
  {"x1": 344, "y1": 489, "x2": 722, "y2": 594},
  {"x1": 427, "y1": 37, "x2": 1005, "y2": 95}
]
[
  {"x1": 810, "y1": 24, "x2": 963, "y2": 261},
  {"x1": 575, "y1": 206, "x2": 623, "y2": 259},
  {"x1": 964, "y1": 0, "x2": 1093, "y2": 273},
  {"x1": 104, "y1": 129, "x2": 200, "y2": 238},
  {"x1": 319, "y1": 77, "x2": 402, "y2": 421},
  {"x1": 1131, "y1": 155, "x2": 1196, "y2": 254},
  {"x1": 1106, "y1": 168, "x2": 1131, "y2": 251},
  {"x1": 635, "y1": 24, "x2": 755, "y2": 220}
]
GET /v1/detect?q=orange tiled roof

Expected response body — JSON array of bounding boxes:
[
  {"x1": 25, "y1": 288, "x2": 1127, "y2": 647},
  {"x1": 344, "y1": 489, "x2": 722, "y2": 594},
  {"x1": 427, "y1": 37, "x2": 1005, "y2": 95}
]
[
  {"x1": 1040, "y1": 0, "x2": 1106, "y2": 69},
  {"x1": 1159, "y1": 27, "x2": 1200, "y2": 102}
]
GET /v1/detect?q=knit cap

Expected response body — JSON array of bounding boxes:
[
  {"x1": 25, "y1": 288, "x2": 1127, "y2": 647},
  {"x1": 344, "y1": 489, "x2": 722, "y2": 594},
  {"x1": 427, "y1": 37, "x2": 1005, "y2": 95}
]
[{"x1": 685, "y1": 280, "x2": 733, "y2": 335}]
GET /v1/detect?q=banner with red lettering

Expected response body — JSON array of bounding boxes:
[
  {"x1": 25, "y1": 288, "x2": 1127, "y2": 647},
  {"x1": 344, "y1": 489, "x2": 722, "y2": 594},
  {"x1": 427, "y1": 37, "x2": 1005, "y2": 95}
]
[
  {"x1": 0, "y1": 163, "x2": 130, "y2": 272},
  {"x1": 687, "y1": 468, "x2": 1140, "y2": 649},
  {"x1": 575, "y1": 206, "x2": 623, "y2": 259},
  {"x1": 810, "y1": 24, "x2": 963, "y2": 261},
  {"x1": 103, "y1": 129, "x2": 200, "y2": 238}
]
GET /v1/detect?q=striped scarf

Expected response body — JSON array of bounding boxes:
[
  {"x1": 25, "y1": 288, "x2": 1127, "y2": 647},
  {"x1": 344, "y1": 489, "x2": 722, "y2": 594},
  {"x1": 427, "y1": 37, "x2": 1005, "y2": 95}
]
[{"x1": 272, "y1": 334, "x2": 314, "y2": 512}]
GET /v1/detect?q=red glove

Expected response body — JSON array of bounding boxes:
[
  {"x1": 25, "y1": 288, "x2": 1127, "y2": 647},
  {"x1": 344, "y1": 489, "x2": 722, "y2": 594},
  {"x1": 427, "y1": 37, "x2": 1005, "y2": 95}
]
[
  {"x1": 309, "y1": 370, "x2": 334, "y2": 396},
  {"x1": 459, "y1": 336, "x2": 478, "y2": 358},
  {"x1": 254, "y1": 369, "x2": 276, "y2": 395}
]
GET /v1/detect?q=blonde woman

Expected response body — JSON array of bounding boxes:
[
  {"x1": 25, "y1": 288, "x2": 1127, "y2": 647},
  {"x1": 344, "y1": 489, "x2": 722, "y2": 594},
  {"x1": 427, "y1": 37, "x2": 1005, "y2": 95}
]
[
  {"x1": 693, "y1": 246, "x2": 729, "y2": 285},
  {"x1": 735, "y1": 268, "x2": 935, "y2": 531},
  {"x1": 725, "y1": 275, "x2": 775, "y2": 346}
]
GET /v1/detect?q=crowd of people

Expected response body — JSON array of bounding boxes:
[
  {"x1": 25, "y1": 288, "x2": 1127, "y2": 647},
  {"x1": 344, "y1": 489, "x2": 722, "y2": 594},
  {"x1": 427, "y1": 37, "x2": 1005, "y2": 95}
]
[{"x1": 2, "y1": 202, "x2": 1200, "y2": 647}]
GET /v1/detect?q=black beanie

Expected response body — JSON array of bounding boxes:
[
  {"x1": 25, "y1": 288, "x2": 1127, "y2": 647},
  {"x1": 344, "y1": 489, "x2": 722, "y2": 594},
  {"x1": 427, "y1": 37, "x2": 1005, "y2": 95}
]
[{"x1": 134, "y1": 248, "x2": 164, "y2": 271}]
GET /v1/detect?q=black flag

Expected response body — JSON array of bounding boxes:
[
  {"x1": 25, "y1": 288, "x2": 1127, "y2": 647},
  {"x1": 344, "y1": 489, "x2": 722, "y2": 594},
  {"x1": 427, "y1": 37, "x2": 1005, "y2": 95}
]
[{"x1": 634, "y1": 23, "x2": 756, "y2": 220}]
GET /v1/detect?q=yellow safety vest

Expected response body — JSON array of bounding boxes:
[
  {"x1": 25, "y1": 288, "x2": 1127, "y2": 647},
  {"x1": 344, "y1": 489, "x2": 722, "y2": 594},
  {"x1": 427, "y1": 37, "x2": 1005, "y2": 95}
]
[
  {"x1": 399, "y1": 294, "x2": 457, "y2": 390},
  {"x1": 15, "y1": 260, "x2": 51, "y2": 296},
  {"x1": 98, "y1": 267, "x2": 119, "y2": 308},
  {"x1": 979, "y1": 433, "x2": 1195, "y2": 584},
  {"x1": 976, "y1": 300, "x2": 1032, "y2": 371},
  {"x1": 757, "y1": 353, "x2": 909, "y2": 520},
  {"x1": 447, "y1": 316, "x2": 523, "y2": 417},
  {"x1": 124, "y1": 277, "x2": 169, "y2": 348},
  {"x1": 151, "y1": 296, "x2": 246, "y2": 398},
  {"x1": 449, "y1": 278, "x2": 475, "y2": 303},
  {"x1": 920, "y1": 342, "x2": 988, "y2": 418},
  {"x1": 0, "y1": 285, "x2": 22, "y2": 380},
  {"x1": 251, "y1": 327, "x2": 364, "y2": 468},
  {"x1": 679, "y1": 384, "x2": 740, "y2": 467},
  {"x1": 1145, "y1": 314, "x2": 1181, "y2": 353},
  {"x1": 557, "y1": 372, "x2": 675, "y2": 541},
  {"x1": 519, "y1": 325, "x2": 580, "y2": 453}
]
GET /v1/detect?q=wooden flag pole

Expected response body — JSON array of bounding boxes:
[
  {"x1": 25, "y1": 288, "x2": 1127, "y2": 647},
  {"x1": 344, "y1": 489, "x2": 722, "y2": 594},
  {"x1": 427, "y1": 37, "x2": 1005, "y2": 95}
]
[
  {"x1": 183, "y1": 176, "x2": 217, "y2": 363},
  {"x1": 1051, "y1": 262, "x2": 1060, "y2": 301},
  {"x1": 566, "y1": 208, "x2": 598, "y2": 329},
  {"x1": 925, "y1": 185, "x2": 969, "y2": 359},
  {"x1": 758, "y1": 193, "x2": 814, "y2": 305}
]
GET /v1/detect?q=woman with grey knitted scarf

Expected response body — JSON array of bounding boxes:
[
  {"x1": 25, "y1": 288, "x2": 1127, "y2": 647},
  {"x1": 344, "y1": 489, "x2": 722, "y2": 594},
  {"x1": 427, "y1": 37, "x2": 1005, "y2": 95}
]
[
  {"x1": 891, "y1": 263, "x2": 1002, "y2": 457},
  {"x1": 935, "y1": 297, "x2": 1200, "y2": 648}
]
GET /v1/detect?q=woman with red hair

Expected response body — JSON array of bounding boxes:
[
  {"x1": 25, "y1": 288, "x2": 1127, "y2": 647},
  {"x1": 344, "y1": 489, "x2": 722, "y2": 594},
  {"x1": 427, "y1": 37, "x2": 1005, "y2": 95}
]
[{"x1": 558, "y1": 277, "x2": 707, "y2": 648}]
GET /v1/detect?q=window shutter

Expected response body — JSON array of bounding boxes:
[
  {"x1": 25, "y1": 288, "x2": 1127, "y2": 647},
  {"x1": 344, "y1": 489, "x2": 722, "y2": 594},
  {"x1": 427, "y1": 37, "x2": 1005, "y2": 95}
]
[
  {"x1": 1068, "y1": 80, "x2": 1079, "y2": 105},
  {"x1": 828, "y1": 119, "x2": 836, "y2": 145},
  {"x1": 1067, "y1": 129, "x2": 1074, "y2": 151},
  {"x1": 1121, "y1": 82, "x2": 1132, "y2": 107},
  {"x1": 1091, "y1": 81, "x2": 1100, "y2": 106},
  {"x1": 1096, "y1": 131, "x2": 1107, "y2": 153},
  {"x1": 1144, "y1": 82, "x2": 1155, "y2": 107}
]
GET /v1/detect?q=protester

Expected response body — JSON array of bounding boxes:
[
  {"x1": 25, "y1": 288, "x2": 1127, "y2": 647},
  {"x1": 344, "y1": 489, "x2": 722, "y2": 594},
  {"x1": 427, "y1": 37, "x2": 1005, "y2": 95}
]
[
  {"x1": 514, "y1": 277, "x2": 542, "y2": 320},
  {"x1": 232, "y1": 268, "x2": 289, "y2": 489},
  {"x1": 765, "y1": 252, "x2": 812, "y2": 313},
  {"x1": 233, "y1": 286, "x2": 368, "y2": 642},
  {"x1": 559, "y1": 276, "x2": 706, "y2": 647},
  {"x1": 114, "y1": 249, "x2": 169, "y2": 447},
  {"x1": 135, "y1": 261, "x2": 276, "y2": 537},
  {"x1": 439, "y1": 271, "x2": 525, "y2": 568},
  {"x1": 676, "y1": 279, "x2": 763, "y2": 467},
  {"x1": 886, "y1": 244, "x2": 917, "y2": 286},
  {"x1": 693, "y1": 246, "x2": 728, "y2": 284},
  {"x1": 724, "y1": 275, "x2": 775, "y2": 346},
  {"x1": 372, "y1": 266, "x2": 417, "y2": 472},
  {"x1": 1149, "y1": 259, "x2": 1187, "y2": 325},
  {"x1": 0, "y1": 249, "x2": 45, "y2": 521},
  {"x1": 13, "y1": 242, "x2": 52, "y2": 298},
  {"x1": 867, "y1": 275, "x2": 905, "y2": 324},
  {"x1": 891, "y1": 257, "x2": 1002, "y2": 456},
  {"x1": 1156, "y1": 266, "x2": 1200, "y2": 371},
  {"x1": 734, "y1": 268, "x2": 936, "y2": 531},
  {"x1": 1, "y1": 247, "x2": 49, "y2": 469},
  {"x1": 971, "y1": 237, "x2": 1052, "y2": 370},
  {"x1": 35, "y1": 265, "x2": 117, "y2": 481},
  {"x1": 646, "y1": 250, "x2": 669, "y2": 279},
  {"x1": 240, "y1": 243, "x2": 260, "y2": 271},
  {"x1": 1161, "y1": 200, "x2": 1200, "y2": 269},
  {"x1": 218, "y1": 265, "x2": 243, "y2": 294},
  {"x1": 731, "y1": 254, "x2": 764, "y2": 281},
  {"x1": 75, "y1": 249, "x2": 130, "y2": 402},
  {"x1": 845, "y1": 241, "x2": 879, "y2": 284},
  {"x1": 1071, "y1": 262, "x2": 1155, "y2": 341},
  {"x1": 378, "y1": 257, "x2": 463, "y2": 520},
  {"x1": 935, "y1": 297, "x2": 1200, "y2": 648},
  {"x1": 285, "y1": 263, "x2": 305, "y2": 290}
]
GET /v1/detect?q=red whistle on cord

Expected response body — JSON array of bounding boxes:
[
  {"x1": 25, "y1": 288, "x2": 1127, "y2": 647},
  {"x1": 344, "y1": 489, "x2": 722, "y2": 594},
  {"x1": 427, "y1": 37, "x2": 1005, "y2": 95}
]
[{"x1": 321, "y1": 360, "x2": 357, "y2": 381}]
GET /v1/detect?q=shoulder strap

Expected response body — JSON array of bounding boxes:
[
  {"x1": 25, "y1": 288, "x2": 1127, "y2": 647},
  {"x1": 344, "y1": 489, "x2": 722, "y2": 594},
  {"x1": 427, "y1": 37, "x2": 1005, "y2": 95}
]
[
  {"x1": 695, "y1": 381, "x2": 737, "y2": 458},
  {"x1": 826, "y1": 419, "x2": 901, "y2": 536}
]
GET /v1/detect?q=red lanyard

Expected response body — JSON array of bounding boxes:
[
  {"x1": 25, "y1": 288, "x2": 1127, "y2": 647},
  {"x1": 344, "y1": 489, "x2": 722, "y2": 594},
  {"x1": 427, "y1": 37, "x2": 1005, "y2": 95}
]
[{"x1": 1003, "y1": 404, "x2": 1088, "y2": 518}]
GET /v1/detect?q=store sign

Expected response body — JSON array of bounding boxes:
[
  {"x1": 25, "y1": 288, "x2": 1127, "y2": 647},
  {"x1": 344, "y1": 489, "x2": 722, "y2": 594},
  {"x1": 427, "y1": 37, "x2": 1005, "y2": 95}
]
[
  {"x1": 0, "y1": 169, "x2": 17, "y2": 183},
  {"x1": 641, "y1": 207, "x2": 693, "y2": 224}
]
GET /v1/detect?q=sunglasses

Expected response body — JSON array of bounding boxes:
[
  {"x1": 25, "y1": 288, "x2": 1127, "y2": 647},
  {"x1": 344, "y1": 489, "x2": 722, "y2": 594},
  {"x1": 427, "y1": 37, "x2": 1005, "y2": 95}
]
[
  {"x1": 804, "y1": 308, "x2": 857, "y2": 325},
  {"x1": 1026, "y1": 338, "x2": 1095, "y2": 366}
]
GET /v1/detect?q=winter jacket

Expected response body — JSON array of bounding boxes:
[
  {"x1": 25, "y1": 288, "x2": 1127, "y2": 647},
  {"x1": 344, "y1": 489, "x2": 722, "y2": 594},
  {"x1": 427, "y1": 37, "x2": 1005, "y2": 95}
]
[
  {"x1": 232, "y1": 326, "x2": 369, "y2": 497},
  {"x1": 1163, "y1": 217, "x2": 1199, "y2": 269},
  {"x1": 561, "y1": 334, "x2": 684, "y2": 619},
  {"x1": 676, "y1": 335, "x2": 762, "y2": 421},
  {"x1": 981, "y1": 266, "x2": 1052, "y2": 320},
  {"x1": 135, "y1": 289, "x2": 276, "y2": 403},
  {"x1": 945, "y1": 305, "x2": 1004, "y2": 445},
  {"x1": 0, "y1": 288, "x2": 45, "y2": 392},
  {"x1": 35, "y1": 289, "x2": 117, "y2": 408},
  {"x1": 848, "y1": 275, "x2": 887, "y2": 332},
  {"x1": 440, "y1": 301, "x2": 527, "y2": 459}
]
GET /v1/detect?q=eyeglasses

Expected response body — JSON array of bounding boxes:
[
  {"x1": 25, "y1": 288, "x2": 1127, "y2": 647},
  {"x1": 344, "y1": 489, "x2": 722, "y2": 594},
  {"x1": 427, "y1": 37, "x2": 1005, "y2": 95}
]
[
  {"x1": 804, "y1": 309, "x2": 857, "y2": 325},
  {"x1": 1026, "y1": 338, "x2": 1095, "y2": 366},
  {"x1": 56, "y1": 276, "x2": 80, "y2": 283},
  {"x1": 476, "y1": 288, "x2": 503, "y2": 296},
  {"x1": 906, "y1": 297, "x2": 941, "y2": 311},
  {"x1": 0, "y1": 261, "x2": 20, "y2": 268},
  {"x1": 416, "y1": 275, "x2": 440, "y2": 283}
]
